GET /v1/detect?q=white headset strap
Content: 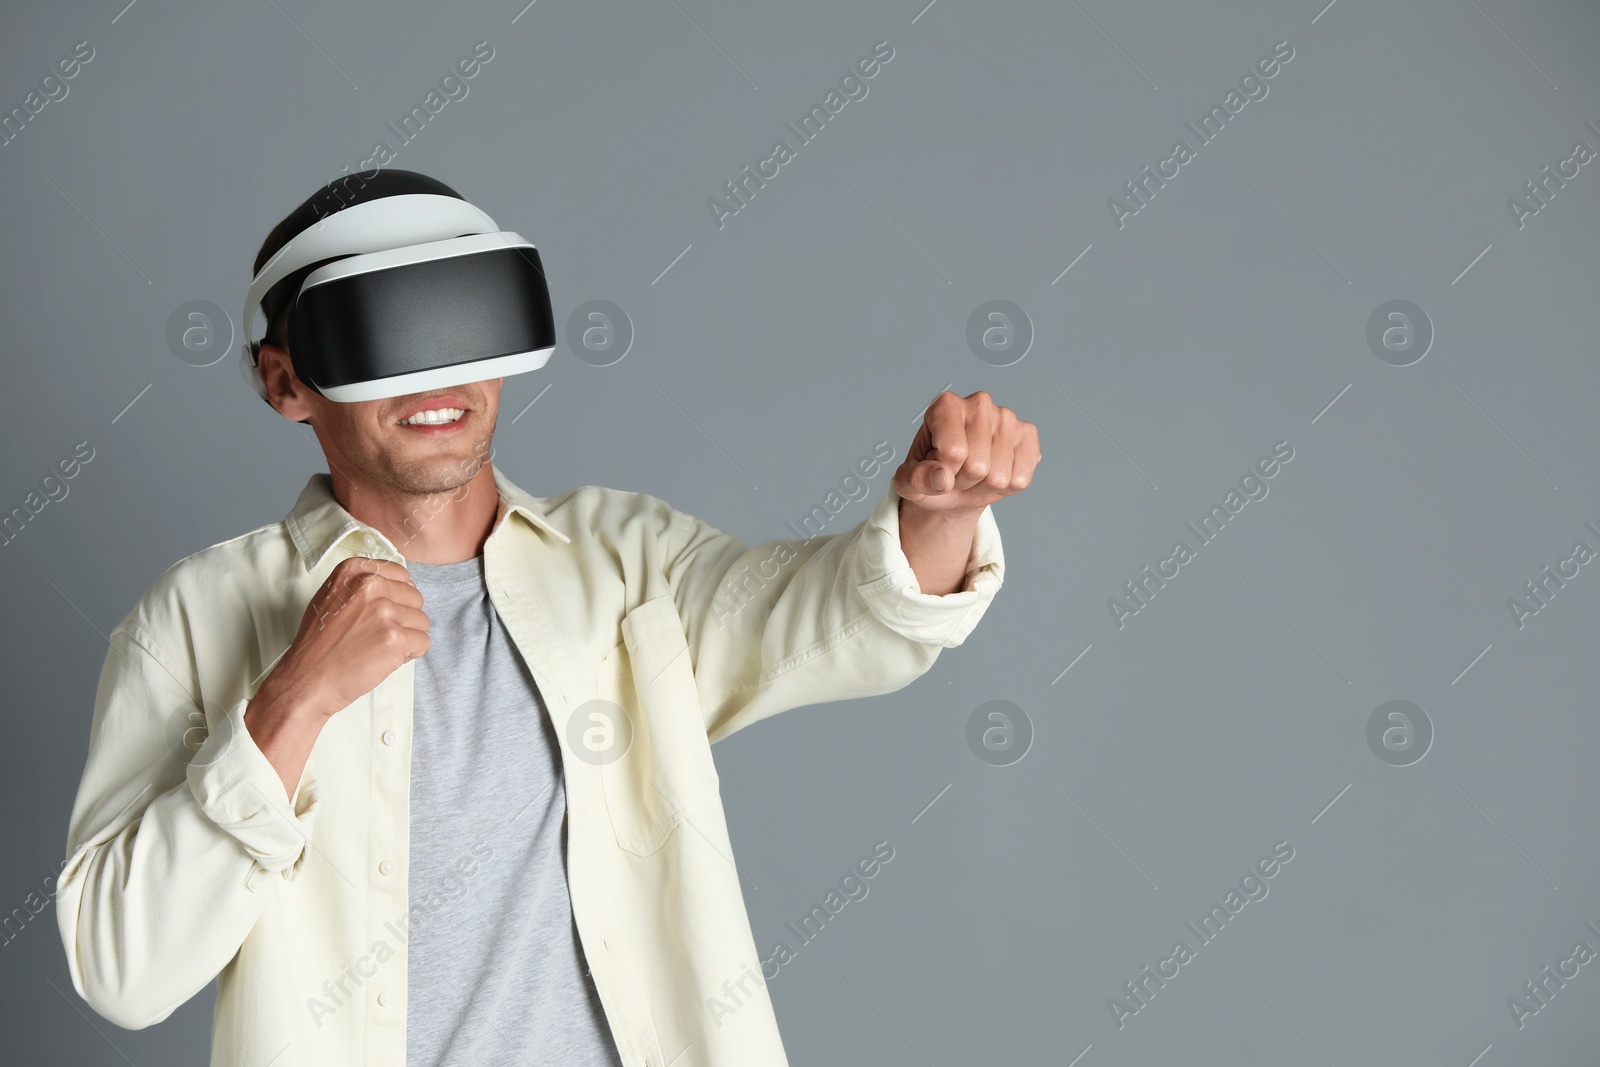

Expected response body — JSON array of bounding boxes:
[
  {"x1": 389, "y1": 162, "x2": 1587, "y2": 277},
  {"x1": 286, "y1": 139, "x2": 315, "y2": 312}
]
[{"x1": 239, "y1": 193, "x2": 499, "y2": 399}]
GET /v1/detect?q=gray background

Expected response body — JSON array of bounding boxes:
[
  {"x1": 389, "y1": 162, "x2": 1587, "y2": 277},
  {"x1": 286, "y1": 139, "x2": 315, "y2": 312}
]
[{"x1": 1, "y1": 0, "x2": 1597, "y2": 1064}]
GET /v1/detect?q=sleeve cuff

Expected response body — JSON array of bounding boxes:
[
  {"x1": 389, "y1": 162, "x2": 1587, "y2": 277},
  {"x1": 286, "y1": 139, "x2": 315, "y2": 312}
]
[
  {"x1": 186, "y1": 697, "x2": 318, "y2": 876},
  {"x1": 846, "y1": 486, "x2": 1005, "y2": 648}
]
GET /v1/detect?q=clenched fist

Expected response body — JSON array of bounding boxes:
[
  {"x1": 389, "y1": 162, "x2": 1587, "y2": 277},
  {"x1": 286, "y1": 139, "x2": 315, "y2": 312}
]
[
  {"x1": 245, "y1": 556, "x2": 430, "y2": 795},
  {"x1": 894, "y1": 390, "x2": 1041, "y2": 512},
  {"x1": 891, "y1": 390, "x2": 1039, "y2": 596}
]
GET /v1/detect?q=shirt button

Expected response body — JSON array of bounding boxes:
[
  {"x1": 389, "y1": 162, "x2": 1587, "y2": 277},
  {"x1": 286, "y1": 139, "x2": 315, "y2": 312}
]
[
  {"x1": 381, "y1": 730, "x2": 399, "y2": 746},
  {"x1": 377, "y1": 992, "x2": 393, "y2": 1008},
  {"x1": 378, "y1": 860, "x2": 396, "y2": 876}
]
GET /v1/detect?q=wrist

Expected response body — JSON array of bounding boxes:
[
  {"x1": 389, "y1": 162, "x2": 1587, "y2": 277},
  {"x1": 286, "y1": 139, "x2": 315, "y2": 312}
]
[
  {"x1": 247, "y1": 673, "x2": 333, "y2": 732},
  {"x1": 897, "y1": 496, "x2": 985, "y2": 525},
  {"x1": 896, "y1": 497, "x2": 983, "y2": 596}
]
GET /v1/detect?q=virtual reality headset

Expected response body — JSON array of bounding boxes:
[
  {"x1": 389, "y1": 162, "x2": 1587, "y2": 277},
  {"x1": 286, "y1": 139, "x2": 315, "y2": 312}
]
[{"x1": 240, "y1": 192, "x2": 555, "y2": 403}]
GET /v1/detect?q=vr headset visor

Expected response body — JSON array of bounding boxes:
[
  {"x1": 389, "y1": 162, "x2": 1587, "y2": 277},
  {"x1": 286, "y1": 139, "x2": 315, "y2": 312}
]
[{"x1": 241, "y1": 193, "x2": 554, "y2": 403}]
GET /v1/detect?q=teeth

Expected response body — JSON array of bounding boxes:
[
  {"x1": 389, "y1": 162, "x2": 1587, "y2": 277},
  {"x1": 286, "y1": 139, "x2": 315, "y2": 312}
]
[{"x1": 400, "y1": 408, "x2": 464, "y2": 426}]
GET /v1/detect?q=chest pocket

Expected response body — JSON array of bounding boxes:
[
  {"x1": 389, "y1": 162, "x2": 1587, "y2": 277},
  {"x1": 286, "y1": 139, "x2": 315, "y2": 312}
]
[{"x1": 593, "y1": 594, "x2": 722, "y2": 855}]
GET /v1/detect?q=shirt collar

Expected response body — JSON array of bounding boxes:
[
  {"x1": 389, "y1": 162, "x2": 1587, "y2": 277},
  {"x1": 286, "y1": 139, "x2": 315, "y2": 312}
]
[{"x1": 284, "y1": 464, "x2": 571, "y2": 572}]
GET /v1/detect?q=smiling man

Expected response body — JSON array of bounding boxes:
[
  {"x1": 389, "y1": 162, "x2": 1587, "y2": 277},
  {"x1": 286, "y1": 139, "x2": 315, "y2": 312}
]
[{"x1": 55, "y1": 171, "x2": 1039, "y2": 1067}]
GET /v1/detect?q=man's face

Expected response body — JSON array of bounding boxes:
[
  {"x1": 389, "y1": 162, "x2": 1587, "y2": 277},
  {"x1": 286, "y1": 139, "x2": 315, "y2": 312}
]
[{"x1": 256, "y1": 343, "x2": 500, "y2": 496}]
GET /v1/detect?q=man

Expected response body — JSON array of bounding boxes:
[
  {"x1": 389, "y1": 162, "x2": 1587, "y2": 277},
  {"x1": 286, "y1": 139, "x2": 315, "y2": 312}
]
[{"x1": 56, "y1": 170, "x2": 1038, "y2": 1066}]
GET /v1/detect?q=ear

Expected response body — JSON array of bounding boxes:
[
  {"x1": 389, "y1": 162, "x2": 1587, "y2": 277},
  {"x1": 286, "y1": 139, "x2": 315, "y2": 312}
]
[{"x1": 256, "y1": 343, "x2": 316, "y2": 423}]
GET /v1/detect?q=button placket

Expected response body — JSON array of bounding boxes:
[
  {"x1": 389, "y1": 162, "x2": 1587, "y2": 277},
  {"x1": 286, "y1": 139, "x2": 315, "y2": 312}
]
[{"x1": 366, "y1": 648, "x2": 415, "y2": 1062}]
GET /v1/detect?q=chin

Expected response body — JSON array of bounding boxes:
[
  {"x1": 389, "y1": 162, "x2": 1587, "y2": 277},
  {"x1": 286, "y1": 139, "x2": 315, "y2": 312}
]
[{"x1": 383, "y1": 449, "x2": 488, "y2": 497}]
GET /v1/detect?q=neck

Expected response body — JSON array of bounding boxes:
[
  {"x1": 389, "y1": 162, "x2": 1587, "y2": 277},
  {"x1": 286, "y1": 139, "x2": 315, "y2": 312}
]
[{"x1": 329, "y1": 462, "x2": 502, "y2": 564}]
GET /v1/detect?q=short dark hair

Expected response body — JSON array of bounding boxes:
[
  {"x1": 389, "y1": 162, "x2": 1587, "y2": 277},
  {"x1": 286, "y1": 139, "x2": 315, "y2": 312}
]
[{"x1": 251, "y1": 169, "x2": 466, "y2": 353}]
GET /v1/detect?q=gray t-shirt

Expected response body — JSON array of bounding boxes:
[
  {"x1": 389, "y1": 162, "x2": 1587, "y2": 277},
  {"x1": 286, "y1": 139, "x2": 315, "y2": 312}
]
[{"x1": 403, "y1": 554, "x2": 624, "y2": 1067}]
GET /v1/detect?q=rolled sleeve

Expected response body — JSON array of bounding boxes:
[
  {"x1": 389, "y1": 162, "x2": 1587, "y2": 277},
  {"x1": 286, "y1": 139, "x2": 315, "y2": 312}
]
[
  {"x1": 186, "y1": 697, "x2": 319, "y2": 875},
  {"x1": 845, "y1": 487, "x2": 1005, "y2": 647}
]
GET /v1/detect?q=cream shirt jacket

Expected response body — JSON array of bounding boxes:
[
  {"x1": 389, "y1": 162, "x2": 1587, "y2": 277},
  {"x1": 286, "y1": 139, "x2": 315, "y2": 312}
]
[{"x1": 57, "y1": 465, "x2": 1004, "y2": 1067}]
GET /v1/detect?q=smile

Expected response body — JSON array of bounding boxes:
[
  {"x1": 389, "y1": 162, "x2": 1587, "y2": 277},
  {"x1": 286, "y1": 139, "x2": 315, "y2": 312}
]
[{"x1": 398, "y1": 408, "x2": 465, "y2": 426}]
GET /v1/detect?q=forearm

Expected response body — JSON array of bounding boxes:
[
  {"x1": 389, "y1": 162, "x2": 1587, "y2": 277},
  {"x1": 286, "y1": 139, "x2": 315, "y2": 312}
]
[
  {"x1": 897, "y1": 498, "x2": 983, "y2": 596},
  {"x1": 58, "y1": 779, "x2": 275, "y2": 1028},
  {"x1": 61, "y1": 689, "x2": 325, "y2": 1024},
  {"x1": 60, "y1": 623, "x2": 327, "y2": 1027},
  {"x1": 668, "y1": 488, "x2": 1001, "y2": 742},
  {"x1": 244, "y1": 679, "x2": 330, "y2": 799}
]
